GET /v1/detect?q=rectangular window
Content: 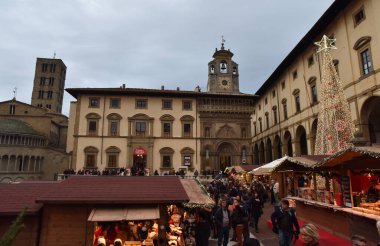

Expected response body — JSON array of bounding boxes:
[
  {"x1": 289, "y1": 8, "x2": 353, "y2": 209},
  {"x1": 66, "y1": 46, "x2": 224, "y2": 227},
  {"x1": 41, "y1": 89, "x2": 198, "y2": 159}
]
[
  {"x1": 108, "y1": 155, "x2": 117, "y2": 168},
  {"x1": 283, "y1": 104, "x2": 288, "y2": 119},
  {"x1": 265, "y1": 114, "x2": 269, "y2": 129},
  {"x1": 241, "y1": 128, "x2": 247, "y2": 138},
  {"x1": 88, "y1": 121, "x2": 97, "y2": 135},
  {"x1": 162, "y1": 100, "x2": 172, "y2": 109},
  {"x1": 204, "y1": 127, "x2": 210, "y2": 138},
  {"x1": 86, "y1": 154, "x2": 95, "y2": 168},
  {"x1": 295, "y1": 95, "x2": 301, "y2": 113},
  {"x1": 110, "y1": 121, "x2": 118, "y2": 136},
  {"x1": 89, "y1": 98, "x2": 100, "y2": 108},
  {"x1": 354, "y1": 8, "x2": 365, "y2": 26},
  {"x1": 40, "y1": 77, "x2": 46, "y2": 85},
  {"x1": 281, "y1": 81, "x2": 285, "y2": 90},
  {"x1": 38, "y1": 90, "x2": 44, "y2": 99},
  {"x1": 136, "y1": 122, "x2": 146, "y2": 137},
  {"x1": 46, "y1": 104, "x2": 51, "y2": 109},
  {"x1": 42, "y1": 64, "x2": 48, "y2": 72},
  {"x1": 183, "y1": 101, "x2": 192, "y2": 110},
  {"x1": 184, "y1": 123, "x2": 191, "y2": 137},
  {"x1": 265, "y1": 97, "x2": 268, "y2": 105},
  {"x1": 311, "y1": 85, "x2": 318, "y2": 104},
  {"x1": 136, "y1": 99, "x2": 147, "y2": 109},
  {"x1": 272, "y1": 90, "x2": 276, "y2": 98},
  {"x1": 9, "y1": 105, "x2": 15, "y2": 115},
  {"x1": 48, "y1": 77, "x2": 54, "y2": 86},
  {"x1": 274, "y1": 110, "x2": 278, "y2": 124},
  {"x1": 361, "y1": 49, "x2": 372, "y2": 75},
  {"x1": 163, "y1": 156, "x2": 171, "y2": 168},
  {"x1": 259, "y1": 120, "x2": 262, "y2": 133},
  {"x1": 163, "y1": 122, "x2": 171, "y2": 137},
  {"x1": 110, "y1": 98, "x2": 120, "y2": 108},
  {"x1": 308, "y1": 56, "x2": 314, "y2": 67},
  {"x1": 50, "y1": 64, "x2": 56, "y2": 72},
  {"x1": 293, "y1": 70, "x2": 298, "y2": 80},
  {"x1": 47, "y1": 91, "x2": 53, "y2": 99}
]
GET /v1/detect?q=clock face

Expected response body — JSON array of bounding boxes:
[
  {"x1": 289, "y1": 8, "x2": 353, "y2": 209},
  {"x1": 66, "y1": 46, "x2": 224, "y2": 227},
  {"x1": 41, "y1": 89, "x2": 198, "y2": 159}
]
[{"x1": 220, "y1": 80, "x2": 230, "y2": 89}]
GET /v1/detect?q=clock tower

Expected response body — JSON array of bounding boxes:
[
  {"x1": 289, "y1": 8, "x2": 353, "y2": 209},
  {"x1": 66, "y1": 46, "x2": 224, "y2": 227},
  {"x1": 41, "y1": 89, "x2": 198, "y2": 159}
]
[{"x1": 207, "y1": 41, "x2": 240, "y2": 94}]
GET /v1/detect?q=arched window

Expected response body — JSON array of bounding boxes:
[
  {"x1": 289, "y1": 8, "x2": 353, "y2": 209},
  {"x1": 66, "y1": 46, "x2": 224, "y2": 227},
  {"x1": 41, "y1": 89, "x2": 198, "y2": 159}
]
[
  {"x1": 107, "y1": 113, "x2": 122, "y2": 136},
  {"x1": 308, "y1": 77, "x2": 318, "y2": 105},
  {"x1": 293, "y1": 89, "x2": 301, "y2": 113},
  {"x1": 106, "y1": 146, "x2": 120, "y2": 168},
  {"x1": 86, "y1": 113, "x2": 101, "y2": 136},
  {"x1": 159, "y1": 147, "x2": 174, "y2": 169},
  {"x1": 353, "y1": 36, "x2": 373, "y2": 76},
  {"x1": 210, "y1": 65, "x2": 215, "y2": 74},
  {"x1": 84, "y1": 146, "x2": 99, "y2": 169},
  {"x1": 220, "y1": 60, "x2": 227, "y2": 73}
]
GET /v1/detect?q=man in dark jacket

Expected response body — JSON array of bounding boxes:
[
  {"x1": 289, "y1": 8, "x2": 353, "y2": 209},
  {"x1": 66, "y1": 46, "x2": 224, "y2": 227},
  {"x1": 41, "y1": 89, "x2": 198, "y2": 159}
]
[
  {"x1": 271, "y1": 199, "x2": 300, "y2": 246},
  {"x1": 214, "y1": 199, "x2": 230, "y2": 246}
]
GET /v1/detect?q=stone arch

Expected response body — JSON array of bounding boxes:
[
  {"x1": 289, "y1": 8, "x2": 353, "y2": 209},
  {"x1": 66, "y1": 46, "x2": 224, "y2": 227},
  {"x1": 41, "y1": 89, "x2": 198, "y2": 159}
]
[
  {"x1": 105, "y1": 146, "x2": 121, "y2": 153},
  {"x1": 14, "y1": 177, "x2": 25, "y2": 182},
  {"x1": 253, "y1": 144, "x2": 259, "y2": 165},
  {"x1": 295, "y1": 125, "x2": 308, "y2": 156},
  {"x1": 0, "y1": 155, "x2": 8, "y2": 171},
  {"x1": 353, "y1": 36, "x2": 371, "y2": 50},
  {"x1": 360, "y1": 96, "x2": 380, "y2": 144},
  {"x1": 274, "y1": 135, "x2": 282, "y2": 159},
  {"x1": 217, "y1": 142, "x2": 236, "y2": 170},
  {"x1": 0, "y1": 177, "x2": 12, "y2": 183},
  {"x1": 107, "y1": 113, "x2": 122, "y2": 120},
  {"x1": 310, "y1": 119, "x2": 318, "y2": 154},
  {"x1": 265, "y1": 138, "x2": 273, "y2": 163},
  {"x1": 160, "y1": 114, "x2": 175, "y2": 121},
  {"x1": 180, "y1": 115, "x2": 195, "y2": 121},
  {"x1": 259, "y1": 141, "x2": 265, "y2": 164},
  {"x1": 129, "y1": 113, "x2": 153, "y2": 120},
  {"x1": 85, "y1": 113, "x2": 101, "y2": 119},
  {"x1": 283, "y1": 131, "x2": 293, "y2": 157}
]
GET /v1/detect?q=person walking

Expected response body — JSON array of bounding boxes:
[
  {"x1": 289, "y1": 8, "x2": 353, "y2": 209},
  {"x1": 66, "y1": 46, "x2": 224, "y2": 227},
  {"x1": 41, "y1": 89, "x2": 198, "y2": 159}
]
[
  {"x1": 271, "y1": 199, "x2": 300, "y2": 246},
  {"x1": 231, "y1": 198, "x2": 248, "y2": 246},
  {"x1": 195, "y1": 210, "x2": 211, "y2": 246},
  {"x1": 300, "y1": 223, "x2": 319, "y2": 246},
  {"x1": 251, "y1": 190, "x2": 262, "y2": 233},
  {"x1": 214, "y1": 199, "x2": 230, "y2": 246}
]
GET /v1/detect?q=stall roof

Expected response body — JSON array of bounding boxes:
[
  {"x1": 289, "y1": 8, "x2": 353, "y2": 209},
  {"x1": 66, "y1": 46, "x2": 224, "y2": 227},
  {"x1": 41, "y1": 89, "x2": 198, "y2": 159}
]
[
  {"x1": 37, "y1": 176, "x2": 189, "y2": 204},
  {"x1": 180, "y1": 179, "x2": 215, "y2": 208},
  {"x1": 315, "y1": 146, "x2": 380, "y2": 169},
  {"x1": 250, "y1": 156, "x2": 288, "y2": 175},
  {"x1": 88, "y1": 206, "x2": 159, "y2": 222},
  {"x1": 0, "y1": 181, "x2": 60, "y2": 215},
  {"x1": 225, "y1": 165, "x2": 259, "y2": 174},
  {"x1": 273, "y1": 155, "x2": 329, "y2": 172}
]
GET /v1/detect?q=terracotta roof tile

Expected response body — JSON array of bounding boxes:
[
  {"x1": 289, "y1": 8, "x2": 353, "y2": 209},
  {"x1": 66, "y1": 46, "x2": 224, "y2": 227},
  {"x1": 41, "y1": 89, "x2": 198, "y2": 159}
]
[
  {"x1": 37, "y1": 176, "x2": 189, "y2": 204},
  {"x1": 0, "y1": 181, "x2": 59, "y2": 215}
]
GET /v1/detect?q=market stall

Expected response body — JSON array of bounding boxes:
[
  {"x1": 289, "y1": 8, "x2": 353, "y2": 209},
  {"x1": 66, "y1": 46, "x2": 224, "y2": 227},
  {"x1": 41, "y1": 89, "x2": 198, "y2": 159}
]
[{"x1": 274, "y1": 147, "x2": 380, "y2": 243}]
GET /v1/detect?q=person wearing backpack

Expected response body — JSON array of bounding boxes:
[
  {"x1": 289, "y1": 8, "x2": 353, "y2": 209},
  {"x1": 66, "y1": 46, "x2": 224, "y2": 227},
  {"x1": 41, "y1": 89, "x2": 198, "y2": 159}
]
[{"x1": 271, "y1": 199, "x2": 300, "y2": 246}]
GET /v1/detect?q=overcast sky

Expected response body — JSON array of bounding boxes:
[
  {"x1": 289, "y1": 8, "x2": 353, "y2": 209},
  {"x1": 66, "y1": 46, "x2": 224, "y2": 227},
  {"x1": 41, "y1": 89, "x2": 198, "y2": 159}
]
[{"x1": 0, "y1": 0, "x2": 334, "y2": 116}]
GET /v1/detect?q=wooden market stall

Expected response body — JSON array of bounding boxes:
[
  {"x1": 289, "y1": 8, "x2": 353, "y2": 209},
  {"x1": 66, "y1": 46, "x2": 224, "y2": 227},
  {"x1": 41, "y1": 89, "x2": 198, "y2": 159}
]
[{"x1": 274, "y1": 147, "x2": 380, "y2": 244}]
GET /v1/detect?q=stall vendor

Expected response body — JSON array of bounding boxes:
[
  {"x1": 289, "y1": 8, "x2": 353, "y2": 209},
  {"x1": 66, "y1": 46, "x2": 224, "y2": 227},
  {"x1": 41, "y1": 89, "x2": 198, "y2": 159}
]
[{"x1": 367, "y1": 180, "x2": 380, "y2": 203}]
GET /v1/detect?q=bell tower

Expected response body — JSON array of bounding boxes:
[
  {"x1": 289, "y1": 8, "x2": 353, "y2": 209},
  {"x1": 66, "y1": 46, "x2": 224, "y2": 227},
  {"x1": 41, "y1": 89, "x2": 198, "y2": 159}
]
[{"x1": 207, "y1": 39, "x2": 240, "y2": 94}]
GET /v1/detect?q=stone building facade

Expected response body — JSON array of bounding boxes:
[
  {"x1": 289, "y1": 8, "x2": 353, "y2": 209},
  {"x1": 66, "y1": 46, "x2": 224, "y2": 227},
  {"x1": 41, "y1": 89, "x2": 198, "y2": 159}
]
[
  {"x1": 0, "y1": 100, "x2": 69, "y2": 182},
  {"x1": 66, "y1": 45, "x2": 256, "y2": 173},
  {"x1": 251, "y1": 0, "x2": 380, "y2": 164}
]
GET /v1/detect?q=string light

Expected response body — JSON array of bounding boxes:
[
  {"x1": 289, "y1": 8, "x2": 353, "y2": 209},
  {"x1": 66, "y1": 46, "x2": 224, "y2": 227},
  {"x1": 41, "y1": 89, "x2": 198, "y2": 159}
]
[{"x1": 314, "y1": 35, "x2": 355, "y2": 155}]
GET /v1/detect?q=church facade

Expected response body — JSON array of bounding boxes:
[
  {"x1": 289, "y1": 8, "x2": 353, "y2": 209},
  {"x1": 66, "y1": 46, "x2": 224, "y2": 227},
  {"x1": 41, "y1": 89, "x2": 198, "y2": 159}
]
[{"x1": 66, "y1": 45, "x2": 257, "y2": 174}]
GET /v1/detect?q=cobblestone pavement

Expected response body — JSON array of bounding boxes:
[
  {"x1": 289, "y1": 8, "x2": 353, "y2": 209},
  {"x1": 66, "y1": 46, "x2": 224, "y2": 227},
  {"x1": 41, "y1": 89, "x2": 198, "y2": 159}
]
[{"x1": 208, "y1": 202, "x2": 280, "y2": 246}]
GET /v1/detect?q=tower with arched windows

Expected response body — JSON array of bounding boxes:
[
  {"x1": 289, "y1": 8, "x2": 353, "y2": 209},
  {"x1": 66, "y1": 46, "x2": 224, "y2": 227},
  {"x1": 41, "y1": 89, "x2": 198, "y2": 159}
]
[{"x1": 207, "y1": 43, "x2": 240, "y2": 94}]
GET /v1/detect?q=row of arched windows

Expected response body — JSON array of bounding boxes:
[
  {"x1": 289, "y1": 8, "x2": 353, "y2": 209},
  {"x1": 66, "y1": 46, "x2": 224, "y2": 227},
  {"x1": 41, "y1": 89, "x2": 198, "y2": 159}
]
[{"x1": 0, "y1": 155, "x2": 44, "y2": 173}]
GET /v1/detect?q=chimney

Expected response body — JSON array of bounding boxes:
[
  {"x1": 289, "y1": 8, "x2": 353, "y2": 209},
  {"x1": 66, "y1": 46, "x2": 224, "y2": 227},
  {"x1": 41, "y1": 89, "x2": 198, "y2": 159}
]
[
  {"x1": 176, "y1": 87, "x2": 180, "y2": 91},
  {"x1": 161, "y1": 85, "x2": 164, "y2": 90},
  {"x1": 122, "y1": 84, "x2": 126, "y2": 89}
]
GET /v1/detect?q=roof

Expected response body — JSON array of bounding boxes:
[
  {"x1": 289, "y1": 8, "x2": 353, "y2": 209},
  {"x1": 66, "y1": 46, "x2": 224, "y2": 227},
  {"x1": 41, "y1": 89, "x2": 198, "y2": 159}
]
[
  {"x1": 0, "y1": 181, "x2": 59, "y2": 215},
  {"x1": 66, "y1": 87, "x2": 258, "y2": 100},
  {"x1": 226, "y1": 165, "x2": 260, "y2": 174},
  {"x1": 315, "y1": 146, "x2": 380, "y2": 169},
  {"x1": 256, "y1": 0, "x2": 353, "y2": 95},
  {"x1": 180, "y1": 179, "x2": 215, "y2": 208},
  {"x1": 0, "y1": 118, "x2": 44, "y2": 136},
  {"x1": 37, "y1": 176, "x2": 190, "y2": 204},
  {"x1": 273, "y1": 155, "x2": 329, "y2": 172},
  {"x1": 251, "y1": 156, "x2": 288, "y2": 175}
]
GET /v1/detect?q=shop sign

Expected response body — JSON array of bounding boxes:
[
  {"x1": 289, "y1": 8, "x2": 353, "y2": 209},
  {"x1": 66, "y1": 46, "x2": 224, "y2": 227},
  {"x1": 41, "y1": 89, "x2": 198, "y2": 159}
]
[
  {"x1": 184, "y1": 156, "x2": 191, "y2": 166},
  {"x1": 133, "y1": 148, "x2": 147, "y2": 156}
]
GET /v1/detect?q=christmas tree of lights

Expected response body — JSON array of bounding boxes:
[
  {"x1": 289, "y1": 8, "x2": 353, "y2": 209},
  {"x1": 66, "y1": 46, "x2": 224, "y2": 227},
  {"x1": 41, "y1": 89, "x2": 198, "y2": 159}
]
[{"x1": 314, "y1": 35, "x2": 355, "y2": 155}]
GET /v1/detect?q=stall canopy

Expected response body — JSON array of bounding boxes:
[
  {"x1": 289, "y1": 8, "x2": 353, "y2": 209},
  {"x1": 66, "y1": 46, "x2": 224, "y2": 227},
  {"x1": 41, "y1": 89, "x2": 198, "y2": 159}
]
[
  {"x1": 225, "y1": 165, "x2": 260, "y2": 174},
  {"x1": 315, "y1": 146, "x2": 380, "y2": 170},
  {"x1": 250, "y1": 156, "x2": 288, "y2": 175},
  {"x1": 272, "y1": 155, "x2": 329, "y2": 172},
  {"x1": 88, "y1": 206, "x2": 159, "y2": 222},
  {"x1": 180, "y1": 179, "x2": 215, "y2": 208}
]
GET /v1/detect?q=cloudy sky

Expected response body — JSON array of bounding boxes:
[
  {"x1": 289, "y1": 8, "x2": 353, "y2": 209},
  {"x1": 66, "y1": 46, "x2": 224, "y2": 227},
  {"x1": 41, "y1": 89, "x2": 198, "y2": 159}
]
[{"x1": 0, "y1": 0, "x2": 333, "y2": 116}]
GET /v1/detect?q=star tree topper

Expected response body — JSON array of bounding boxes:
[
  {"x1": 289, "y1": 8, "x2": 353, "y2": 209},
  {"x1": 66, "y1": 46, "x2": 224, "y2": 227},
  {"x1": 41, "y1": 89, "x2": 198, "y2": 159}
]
[{"x1": 315, "y1": 35, "x2": 337, "y2": 53}]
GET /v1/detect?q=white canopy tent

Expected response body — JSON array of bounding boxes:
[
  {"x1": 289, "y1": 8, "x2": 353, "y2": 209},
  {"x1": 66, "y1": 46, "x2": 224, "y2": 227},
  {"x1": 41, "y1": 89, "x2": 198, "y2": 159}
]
[{"x1": 250, "y1": 156, "x2": 288, "y2": 175}]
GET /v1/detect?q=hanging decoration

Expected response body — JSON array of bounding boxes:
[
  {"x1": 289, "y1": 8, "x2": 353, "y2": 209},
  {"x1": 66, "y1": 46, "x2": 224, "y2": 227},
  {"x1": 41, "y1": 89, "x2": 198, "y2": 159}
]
[{"x1": 314, "y1": 35, "x2": 355, "y2": 155}]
